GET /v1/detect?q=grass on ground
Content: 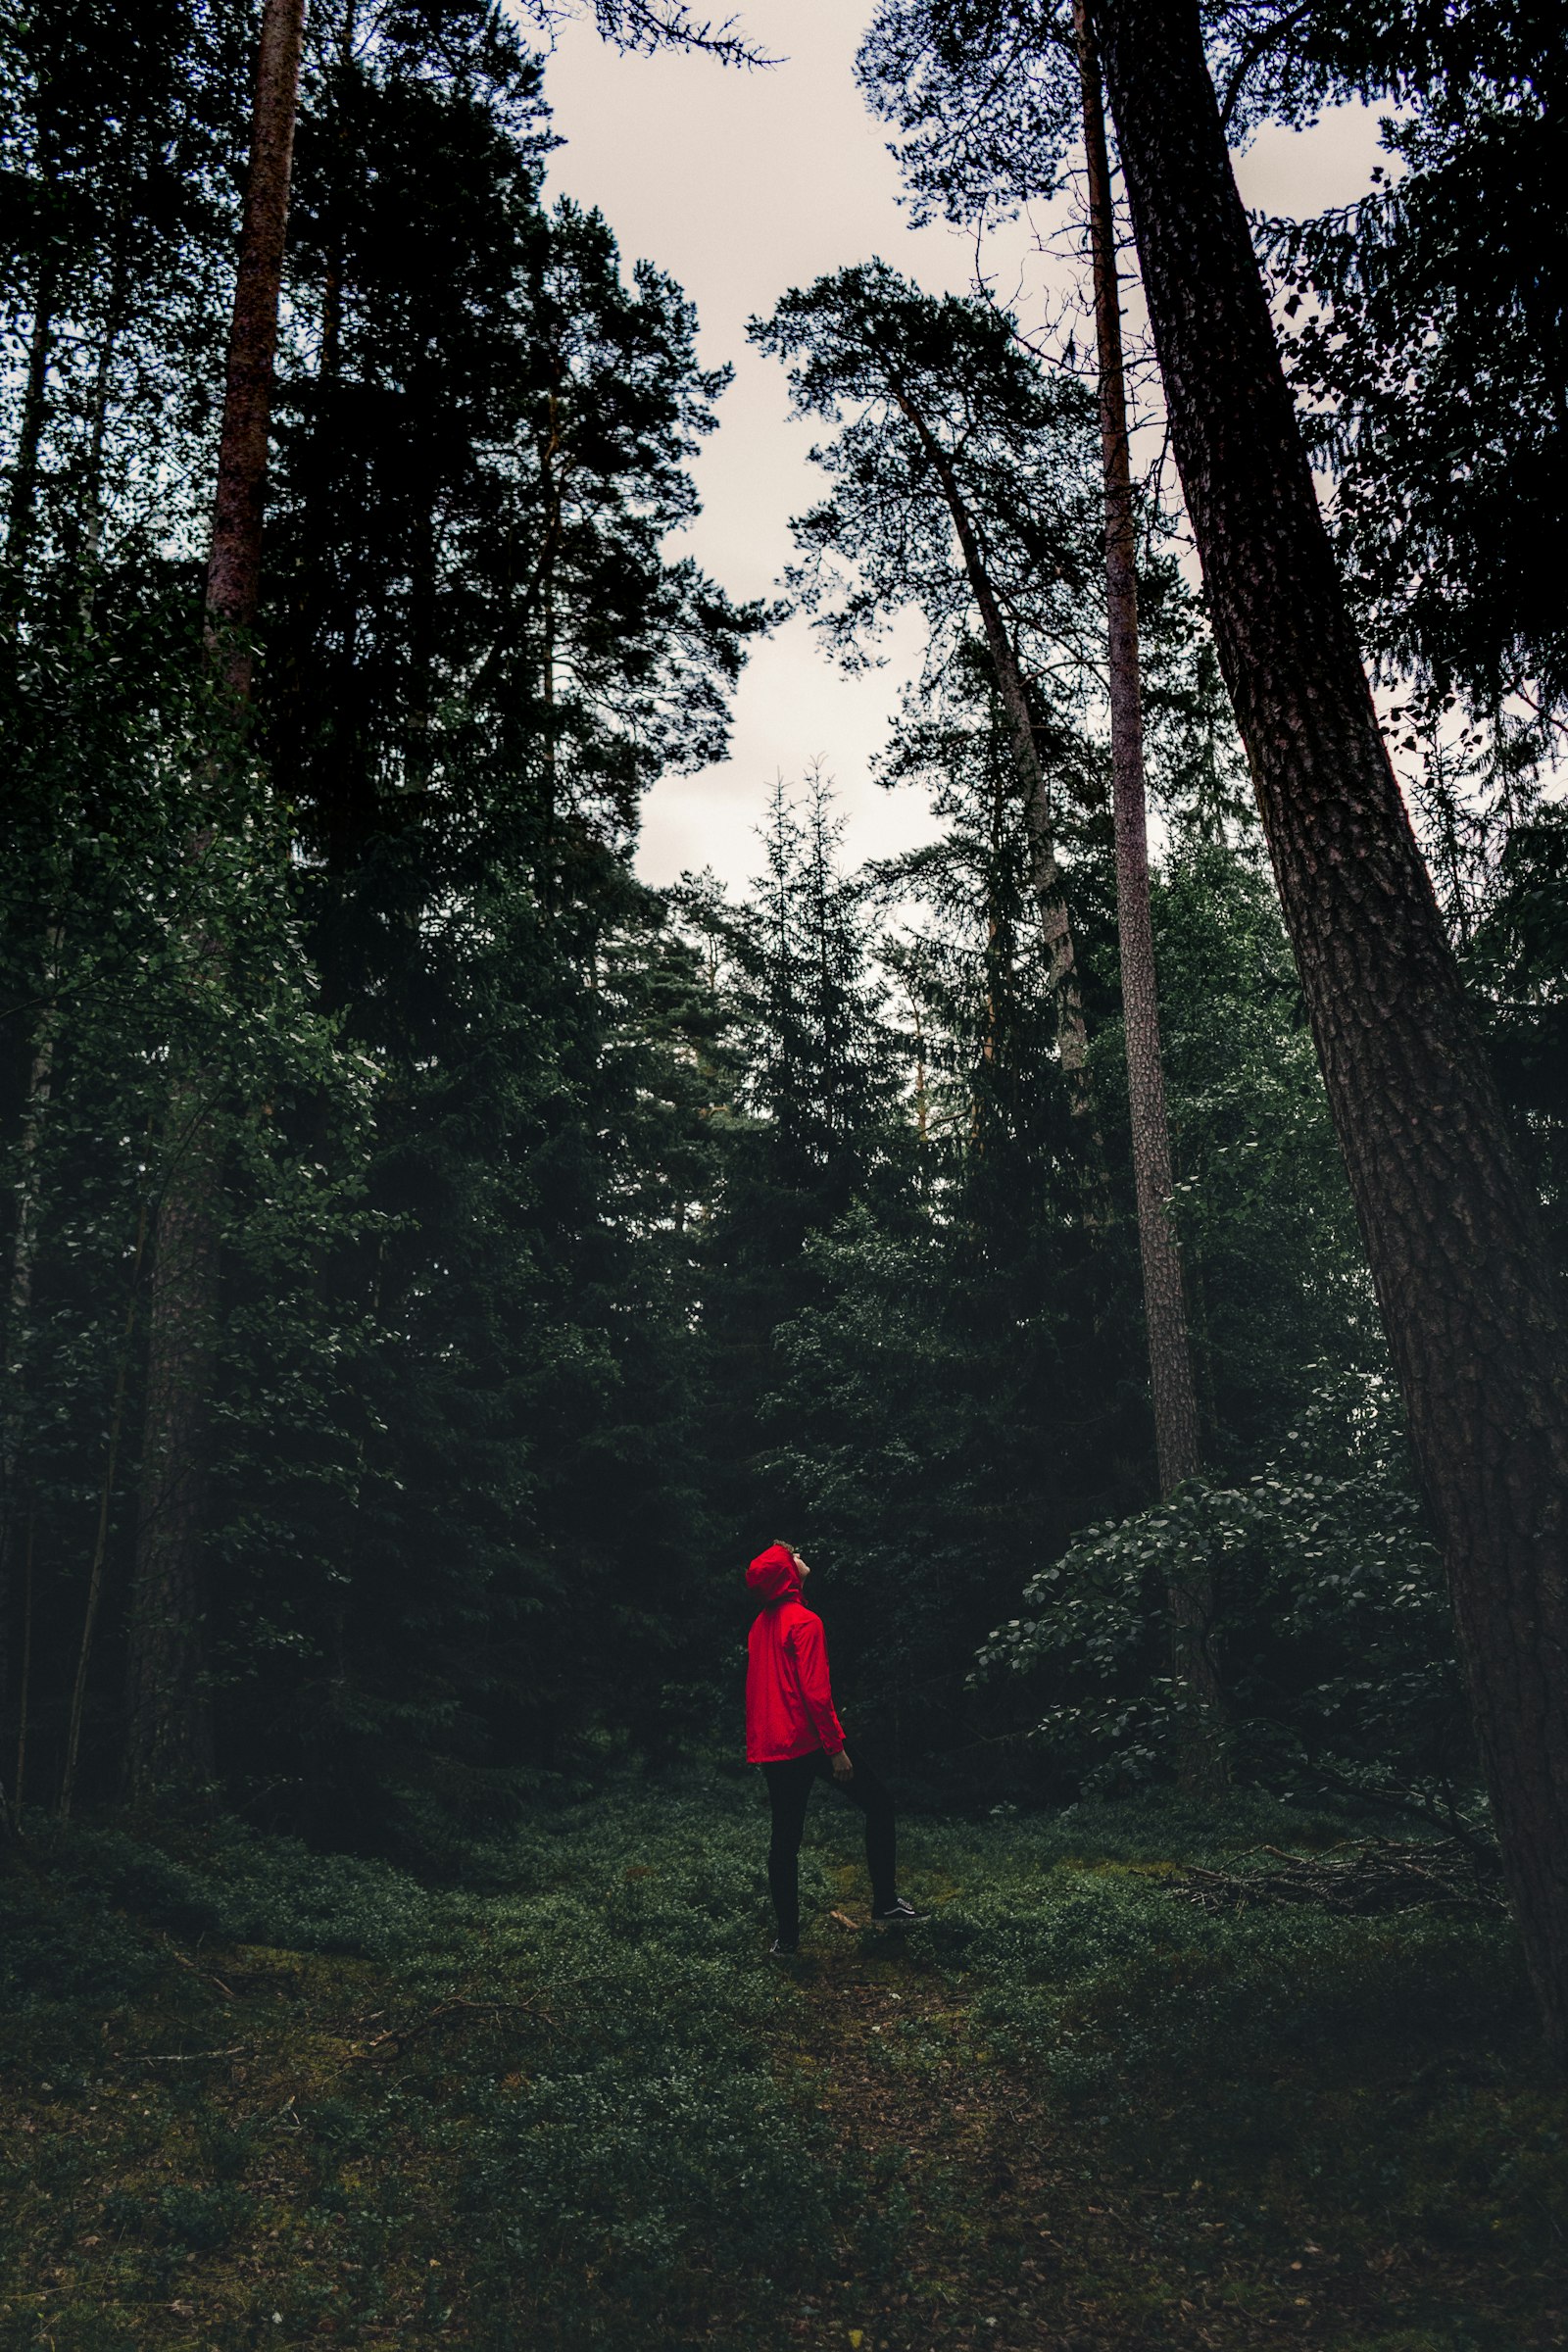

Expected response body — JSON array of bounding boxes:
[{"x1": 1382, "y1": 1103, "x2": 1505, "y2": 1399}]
[{"x1": 1, "y1": 1778, "x2": 1563, "y2": 2350}]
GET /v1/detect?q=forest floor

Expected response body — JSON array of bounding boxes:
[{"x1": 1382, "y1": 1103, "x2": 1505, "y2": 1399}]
[{"x1": 2, "y1": 1781, "x2": 1565, "y2": 2352}]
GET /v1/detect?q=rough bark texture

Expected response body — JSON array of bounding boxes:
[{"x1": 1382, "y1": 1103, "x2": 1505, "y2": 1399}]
[
  {"x1": 1092, "y1": 0, "x2": 1568, "y2": 2049},
  {"x1": 126, "y1": 0, "x2": 307, "y2": 1800},
  {"x1": 204, "y1": 0, "x2": 308, "y2": 681},
  {"x1": 1076, "y1": 5, "x2": 1223, "y2": 1791}
]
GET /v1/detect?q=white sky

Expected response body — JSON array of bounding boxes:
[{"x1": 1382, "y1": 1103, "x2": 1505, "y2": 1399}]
[{"x1": 537, "y1": 1, "x2": 1389, "y2": 893}]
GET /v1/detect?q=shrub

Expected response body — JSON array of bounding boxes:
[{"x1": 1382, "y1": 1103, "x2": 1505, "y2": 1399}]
[{"x1": 976, "y1": 1369, "x2": 1468, "y2": 1804}]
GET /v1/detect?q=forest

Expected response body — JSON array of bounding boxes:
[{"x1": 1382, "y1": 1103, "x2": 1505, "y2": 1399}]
[{"x1": 1, "y1": 0, "x2": 1565, "y2": 2344}]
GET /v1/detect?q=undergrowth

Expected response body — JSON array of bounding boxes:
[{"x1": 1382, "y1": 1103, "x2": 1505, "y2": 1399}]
[{"x1": 1, "y1": 1779, "x2": 1562, "y2": 2350}]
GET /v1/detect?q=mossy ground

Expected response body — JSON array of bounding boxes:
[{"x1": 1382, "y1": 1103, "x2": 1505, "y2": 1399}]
[{"x1": 2, "y1": 1781, "x2": 1563, "y2": 2350}]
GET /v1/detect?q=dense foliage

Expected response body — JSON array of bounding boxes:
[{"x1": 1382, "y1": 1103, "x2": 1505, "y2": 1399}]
[{"x1": 1, "y1": 0, "x2": 1565, "y2": 1867}]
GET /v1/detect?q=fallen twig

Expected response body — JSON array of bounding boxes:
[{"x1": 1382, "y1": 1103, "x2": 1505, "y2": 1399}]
[
  {"x1": 1168, "y1": 1836, "x2": 1504, "y2": 1918},
  {"x1": 156, "y1": 1935, "x2": 236, "y2": 2000},
  {"x1": 124, "y1": 2043, "x2": 250, "y2": 2065},
  {"x1": 351, "y1": 1995, "x2": 557, "y2": 2058}
]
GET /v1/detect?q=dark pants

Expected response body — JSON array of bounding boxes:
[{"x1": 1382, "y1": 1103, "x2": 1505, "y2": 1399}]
[{"x1": 761, "y1": 1745, "x2": 896, "y2": 1945}]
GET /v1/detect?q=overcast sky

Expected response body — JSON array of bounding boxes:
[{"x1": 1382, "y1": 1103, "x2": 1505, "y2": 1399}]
[{"x1": 537, "y1": 1, "x2": 1387, "y2": 895}]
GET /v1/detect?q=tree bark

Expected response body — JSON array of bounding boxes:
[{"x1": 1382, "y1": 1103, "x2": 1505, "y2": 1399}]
[
  {"x1": 204, "y1": 0, "x2": 309, "y2": 690},
  {"x1": 888, "y1": 383, "x2": 1093, "y2": 1093},
  {"x1": 1075, "y1": 1, "x2": 1223, "y2": 1792},
  {"x1": 11, "y1": 1522, "x2": 35, "y2": 1825},
  {"x1": 62, "y1": 1194, "x2": 150, "y2": 1818},
  {"x1": 126, "y1": 1106, "x2": 220, "y2": 1796},
  {"x1": 126, "y1": 0, "x2": 308, "y2": 1801},
  {"x1": 0, "y1": 949, "x2": 62, "y2": 1825},
  {"x1": 74, "y1": 214, "x2": 134, "y2": 612},
  {"x1": 5, "y1": 251, "x2": 60, "y2": 583},
  {"x1": 1092, "y1": 0, "x2": 1568, "y2": 2047}
]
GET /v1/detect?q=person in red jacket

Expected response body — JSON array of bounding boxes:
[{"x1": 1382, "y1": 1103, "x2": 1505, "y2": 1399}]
[{"x1": 746, "y1": 1539, "x2": 922, "y2": 1954}]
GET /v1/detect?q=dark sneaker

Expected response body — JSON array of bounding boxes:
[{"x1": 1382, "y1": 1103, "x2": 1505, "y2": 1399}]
[
  {"x1": 871, "y1": 1898, "x2": 929, "y2": 1926},
  {"x1": 768, "y1": 1937, "x2": 800, "y2": 1958}
]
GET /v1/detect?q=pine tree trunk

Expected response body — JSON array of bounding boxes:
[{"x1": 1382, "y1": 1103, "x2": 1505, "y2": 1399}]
[
  {"x1": 1092, "y1": 0, "x2": 1568, "y2": 2049},
  {"x1": 1076, "y1": 2, "x2": 1223, "y2": 1792},
  {"x1": 0, "y1": 947, "x2": 62, "y2": 1823},
  {"x1": 74, "y1": 216, "x2": 134, "y2": 612},
  {"x1": 125, "y1": 0, "x2": 308, "y2": 1801},
  {"x1": 63, "y1": 1190, "x2": 152, "y2": 1818},
  {"x1": 126, "y1": 1107, "x2": 220, "y2": 1794},
  {"x1": 888, "y1": 385, "x2": 1093, "y2": 1092},
  {"x1": 5, "y1": 252, "x2": 60, "y2": 582},
  {"x1": 204, "y1": 0, "x2": 309, "y2": 685},
  {"x1": 318, "y1": 0, "x2": 360, "y2": 381}
]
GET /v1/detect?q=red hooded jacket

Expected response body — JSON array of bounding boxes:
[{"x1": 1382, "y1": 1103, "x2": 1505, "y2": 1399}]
[{"x1": 745, "y1": 1544, "x2": 846, "y2": 1764}]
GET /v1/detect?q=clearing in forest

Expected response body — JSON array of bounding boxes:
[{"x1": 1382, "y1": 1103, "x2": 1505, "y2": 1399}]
[{"x1": 1, "y1": 1786, "x2": 1563, "y2": 2351}]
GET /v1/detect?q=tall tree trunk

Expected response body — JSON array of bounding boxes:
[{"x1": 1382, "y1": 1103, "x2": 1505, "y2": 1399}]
[
  {"x1": 204, "y1": 0, "x2": 309, "y2": 690},
  {"x1": 1076, "y1": 2, "x2": 1223, "y2": 1792},
  {"x1": 125, "y1": 0, "x2": 308, "y2": 1802},
  {"x1": 0, "y1": 945, "x2": 62, "y2": 1826},
  {"x1": 63, "y1": 1193, "x2": 151, "y2": 1818},
  {"x1": 5, "y1": 251, "x2": 61, "y2": 585},
  {"x1": 318, "y1": 0, "x2": 360, "y2": 381},
  {"x1": 886, "y1": 383, "x2": 1093, "y2": 1095},
  {"x1": 11, "y1": 1522, "x2": 35, "y2": 1825},
  {"x1": 1091, "y1": 0, "x2": 1568, "y2": 2048},
  {"x1": 74, "y1": 217, "x2": 135, "y2": 621},
  {"x1": 538, "y1": 380, "x2": 564, "y2": 904}
]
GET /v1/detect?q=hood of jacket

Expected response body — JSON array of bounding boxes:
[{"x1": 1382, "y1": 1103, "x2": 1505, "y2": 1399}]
[{"x1": 746, "y1": 1542, "x2": 802, "y2": 1605}]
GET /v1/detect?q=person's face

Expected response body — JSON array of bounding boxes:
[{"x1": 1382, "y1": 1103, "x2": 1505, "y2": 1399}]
[{"x1": 793, "y1": 1551, "x2": 811, "y2": 1587}]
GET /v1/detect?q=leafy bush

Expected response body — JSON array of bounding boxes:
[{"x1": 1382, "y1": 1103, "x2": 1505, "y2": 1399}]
[{"x1": 977, "y1": 1369, "x2": 1468, "y2": 1804}]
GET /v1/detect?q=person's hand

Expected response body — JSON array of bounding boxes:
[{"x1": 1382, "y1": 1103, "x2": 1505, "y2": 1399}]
[{"x1": 831, "y1": 1748, "x2": 854, "y2": 1784}]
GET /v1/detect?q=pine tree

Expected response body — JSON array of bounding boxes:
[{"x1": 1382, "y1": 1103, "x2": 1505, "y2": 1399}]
[
  {"x1": 124, "y1": 0, "x2": 309, "y2": 1801},
  {"x1": 1075, "y1": 0, "x2": 1221, "y2": 1789},
  {"x1": 1253, "y1": 1, "x2": 1568, "y2": 728},
  {"x1": 860, "y1": 0, "x2": 1568, "y2": 2050},
  {"x1": 751, "y1": 269, "x2": 1100, "y2": 1094}
]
